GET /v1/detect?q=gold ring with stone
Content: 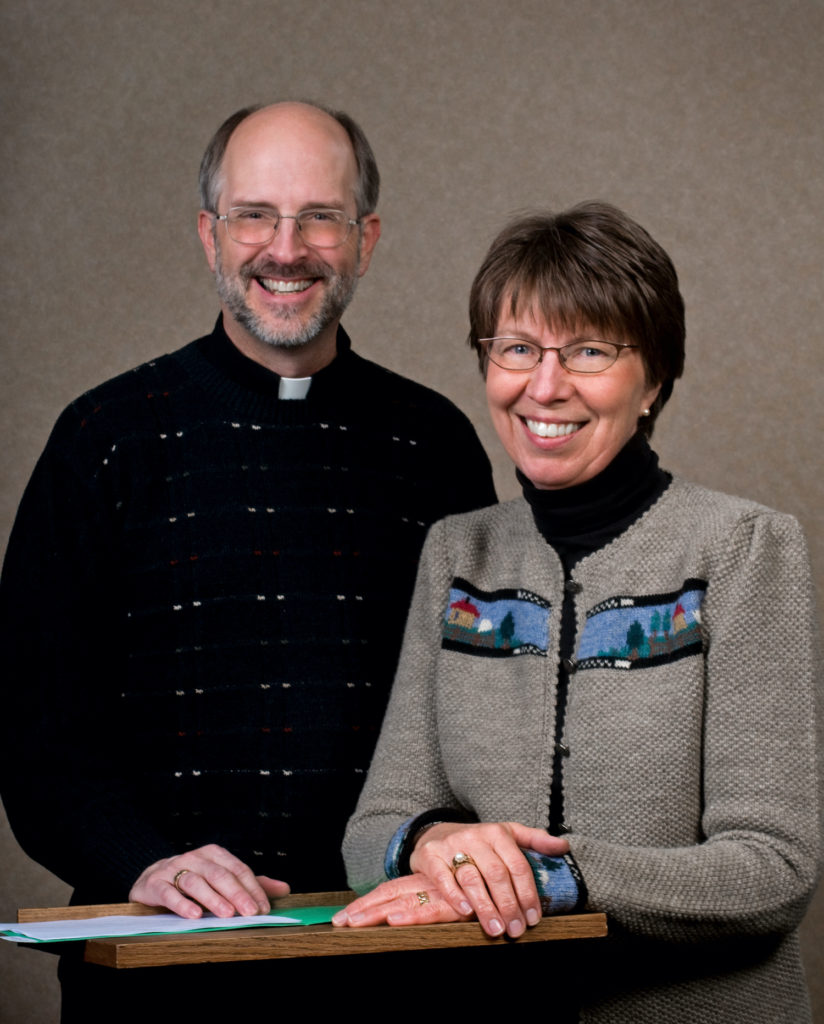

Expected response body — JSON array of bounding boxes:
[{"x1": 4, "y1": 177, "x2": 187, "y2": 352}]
[{"x1": 450, "y1": 851, "x2": 476, "y2": 873}]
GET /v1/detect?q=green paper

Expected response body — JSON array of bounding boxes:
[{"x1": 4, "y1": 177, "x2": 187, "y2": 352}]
[{"x1": 270, "y1": 904, "x2": 345, "y2": 926}]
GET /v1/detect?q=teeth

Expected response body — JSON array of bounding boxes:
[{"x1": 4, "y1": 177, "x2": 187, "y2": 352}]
[
  {"x1": 259, "y1": 278, "x2": 313, "y2": 294},
  {"x1": 526, "y1": 419, "x2": 581, "y2": 438}
]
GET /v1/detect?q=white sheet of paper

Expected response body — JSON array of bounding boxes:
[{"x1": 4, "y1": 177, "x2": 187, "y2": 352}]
[{"x1": 1, "y1": 912, "x2": 302, "y2": 943}]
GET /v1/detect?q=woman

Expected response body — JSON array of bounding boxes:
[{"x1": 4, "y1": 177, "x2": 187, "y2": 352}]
[{"x1": 333, "y1": 203, "x2": 821, "y2": 1022}]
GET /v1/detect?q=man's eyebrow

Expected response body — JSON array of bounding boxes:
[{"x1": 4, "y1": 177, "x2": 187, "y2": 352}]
[
  {"x1": 224, "y1": 200, "x2": 277, "y2": 212},
  {"x1": 229, "y1": 199, "x2": 347, "y2": 211}
]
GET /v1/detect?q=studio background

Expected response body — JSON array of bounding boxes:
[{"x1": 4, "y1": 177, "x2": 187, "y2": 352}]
[{"x1": 1, "y1": 1, "x2": 821, "y2": 1019}]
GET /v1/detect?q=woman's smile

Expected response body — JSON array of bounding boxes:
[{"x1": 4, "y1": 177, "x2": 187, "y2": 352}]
[
  {"x1": 486, "y1": 311, "x2": 661, "y2": 490},
  {"x1": 523, "y1": 418, "x2": 582, "y2": 439}
]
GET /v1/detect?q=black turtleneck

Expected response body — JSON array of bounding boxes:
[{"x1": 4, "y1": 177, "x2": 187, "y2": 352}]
[
  {"x1": 518, "y1": 433, "x2": 671, "y2": 834},
  {"x1": 518, "y1": 431, "x2": 670, "y2": 566}
]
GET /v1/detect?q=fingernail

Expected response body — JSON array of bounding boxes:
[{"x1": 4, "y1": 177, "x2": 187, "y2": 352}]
[
  {"x1": 488, "y1": 918, "x2": 504, "y2": 936},
  {"x1": 387, "y1": 912, "x2": 407, "y2": 925},
  {"x1": 459, "y1": 900, "x2": 472, "y2": 915},
  {"x1": 526, "y1": 908, "x2": 540, "y2": 926},
  {"x1": 508, "y1": 919, "x2": 524, "y2": 937},
  {"x1": 331, "y1": 911, "x2": 347, "y2": 926},
  {"x1": 347, "y1": 910, "x2": 364, "y2": 924}
]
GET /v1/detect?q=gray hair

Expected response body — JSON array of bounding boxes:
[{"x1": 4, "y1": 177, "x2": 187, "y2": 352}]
[{"x1": 198, "y1": 102, "x2": 380, "y2": 218}]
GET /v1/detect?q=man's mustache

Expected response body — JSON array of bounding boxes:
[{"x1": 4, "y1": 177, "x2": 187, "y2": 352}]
[{"x1": 241, "y1": 259, "x2": 332, "y2": 281}]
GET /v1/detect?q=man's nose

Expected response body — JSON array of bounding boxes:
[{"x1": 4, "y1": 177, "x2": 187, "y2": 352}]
[{"x1": 262, "y1": 216, "x2": 311, "y2": 262}]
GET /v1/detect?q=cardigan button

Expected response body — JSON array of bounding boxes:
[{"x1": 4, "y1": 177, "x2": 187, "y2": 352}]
[
  {"x1": 562, "y1": 657, "x2": 578, "y2": 673},
  {"x1": 558, "y1": 822, "x2": 572, "y2": 834},
  {"x1": 555, "y1": 741, "x2": 570, "y2": 756},
  {"x1": 564, "y1": 579, "x2": 582, "y2": 594}
]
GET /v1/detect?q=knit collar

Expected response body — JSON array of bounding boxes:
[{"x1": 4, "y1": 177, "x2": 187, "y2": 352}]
[
  {"x1": 518, "y1": 433, "x2": 670, "y2": 550},
  {"x1": 195, "y1": 314, "x2": 354, "y2": 401},
  {"x1": 181, "y1": 315, "x2": 357, "y2": 421}
]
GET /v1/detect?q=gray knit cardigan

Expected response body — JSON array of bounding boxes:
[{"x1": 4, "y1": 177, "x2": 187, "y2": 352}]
[{"x1": 343, "y1": 479, "x2": 822, "y2": 1023}]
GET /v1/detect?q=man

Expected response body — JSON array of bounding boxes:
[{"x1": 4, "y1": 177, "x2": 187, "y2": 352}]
[{"x1": 0, "y1": 102, "x2": 495, "y2": 1010}]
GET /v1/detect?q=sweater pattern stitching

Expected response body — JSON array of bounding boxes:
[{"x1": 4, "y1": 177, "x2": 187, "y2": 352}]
[
  {"x1": 577, "y1": 577, "x2": 707, "y2": 670},
  {"x1": 441, "y1": 576, "x2": 550, "y2": 658}
]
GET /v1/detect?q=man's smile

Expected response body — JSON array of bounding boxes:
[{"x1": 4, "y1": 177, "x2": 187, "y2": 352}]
[{"x1": 257, "y1": 277, "x2": 314, "y2": 294}]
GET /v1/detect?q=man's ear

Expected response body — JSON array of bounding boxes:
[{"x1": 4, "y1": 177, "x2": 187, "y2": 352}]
[
  {"x1": 198, "y1": 210, "x2": 218, "y2": 272},
  {"x1": 356, "y1": 214, "x2": 381, "y2": 278}
]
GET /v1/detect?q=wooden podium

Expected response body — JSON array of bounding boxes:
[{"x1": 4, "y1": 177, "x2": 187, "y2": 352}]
[{"x1": 18, "y1": 891, "x2": 607, "y2": 969}]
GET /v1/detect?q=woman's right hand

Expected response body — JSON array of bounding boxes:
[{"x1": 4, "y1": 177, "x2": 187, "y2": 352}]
[
  {"x1": 409, "y1": 821, "x2": 569, "y2": 938},
  {"x1": 332, "y1": 872, "x2": 468, "y2": 928}
]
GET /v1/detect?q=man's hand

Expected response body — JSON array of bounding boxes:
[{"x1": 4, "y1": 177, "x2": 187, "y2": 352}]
[{"x1": 129, "y1": 844, "x2": 290, "y2": 919}]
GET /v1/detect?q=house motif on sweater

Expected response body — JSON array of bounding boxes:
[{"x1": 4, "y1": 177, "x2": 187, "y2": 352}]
[
  {"x1": 577, "y1": 578, "x2": 707, "y2": 670},
  {"x1": 441, "y1": 578, "x2": 550, "y2": 657}
]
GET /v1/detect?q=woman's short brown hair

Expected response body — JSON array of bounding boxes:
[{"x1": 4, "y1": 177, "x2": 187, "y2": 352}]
[{"x1": 468, "y1": 202, "x2": 685, "y2": 436}]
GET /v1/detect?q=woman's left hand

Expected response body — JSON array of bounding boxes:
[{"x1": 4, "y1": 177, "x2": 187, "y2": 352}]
[
  {"x1": 331, "y1": 873, "x2": 468, "y2": 928},
  {"x1": 409, "y1": 821, "x2": 570, "y2": 938}
]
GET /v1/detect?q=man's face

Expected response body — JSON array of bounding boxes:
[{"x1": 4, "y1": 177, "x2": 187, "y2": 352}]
[
  {"x1": 199, "y1": 104, "x2": 380, "y2": 358},
  {"x1": 211, "y1": 226, "x2": 361, "y2": 350}
]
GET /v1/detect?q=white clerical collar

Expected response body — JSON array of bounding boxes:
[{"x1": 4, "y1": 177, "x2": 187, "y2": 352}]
[{"x1": 278, "y1": 376, "x2": 312, "y2": 400}]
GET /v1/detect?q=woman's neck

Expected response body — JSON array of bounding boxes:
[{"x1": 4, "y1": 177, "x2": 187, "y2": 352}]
[{"x1": 519, "y1": 433, "x2": 670, "y2": 561}]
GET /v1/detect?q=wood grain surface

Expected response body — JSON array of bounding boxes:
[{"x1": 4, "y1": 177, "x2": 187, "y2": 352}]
[{"x1": 16, "y1": 894, "x2": 607, "y2": 969}]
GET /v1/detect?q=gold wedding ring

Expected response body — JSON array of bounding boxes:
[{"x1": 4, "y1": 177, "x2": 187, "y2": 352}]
[{"x1": 172, "y1": 868, "x2": 191, "y2": 893}]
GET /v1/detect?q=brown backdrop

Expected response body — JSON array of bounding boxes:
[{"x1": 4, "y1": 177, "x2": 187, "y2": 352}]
[{"x1": 1, "y1": 1, "x2": 822, "y2": 1019}]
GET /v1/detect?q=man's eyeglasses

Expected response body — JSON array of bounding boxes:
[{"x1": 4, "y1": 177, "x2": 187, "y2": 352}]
[
  {"x1": 214, "y1": 207, "x2": 359, "y2": 249},
  {"x1": 480, "y1": 337, "x2": 639, "y2": 374}
]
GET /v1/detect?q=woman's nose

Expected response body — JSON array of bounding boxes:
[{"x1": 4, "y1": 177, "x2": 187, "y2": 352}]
[{"x1": 525, "y1": 349, "x2": 575, "y2": 404}]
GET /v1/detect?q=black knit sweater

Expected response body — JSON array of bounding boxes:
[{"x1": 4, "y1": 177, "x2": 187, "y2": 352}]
[{"x1": 0, "y1": 318, "x2": 496, "y2": 899}]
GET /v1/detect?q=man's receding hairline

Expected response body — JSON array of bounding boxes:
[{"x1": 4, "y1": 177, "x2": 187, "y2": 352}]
[
  {"x1": 226, "y1": 104, "x2": 359, "y2": 177},
  {"x1": 200, "y1": 100, "x2": 379, "y2": 217}
]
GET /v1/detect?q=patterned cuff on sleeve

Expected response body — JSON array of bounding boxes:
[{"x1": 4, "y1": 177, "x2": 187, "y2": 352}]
[
  {"x1": 384, "y1": 817, "x2": 417, "y2": 879},
  {"x1": 523, "y1": 849, "x2": 587, "y2": 914},
  {"x1": 384, "y1": 807, "x2": 477, "y2": 879}
]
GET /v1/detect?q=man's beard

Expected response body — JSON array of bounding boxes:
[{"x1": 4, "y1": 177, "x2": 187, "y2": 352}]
[{"x1": 214, "y1": 237, "x2": 360, "y2": 349}]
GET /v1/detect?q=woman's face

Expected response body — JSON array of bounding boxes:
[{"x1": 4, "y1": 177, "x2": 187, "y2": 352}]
[{"x1": 486, "y1": 307, "x2": 661, "y2": 490}]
